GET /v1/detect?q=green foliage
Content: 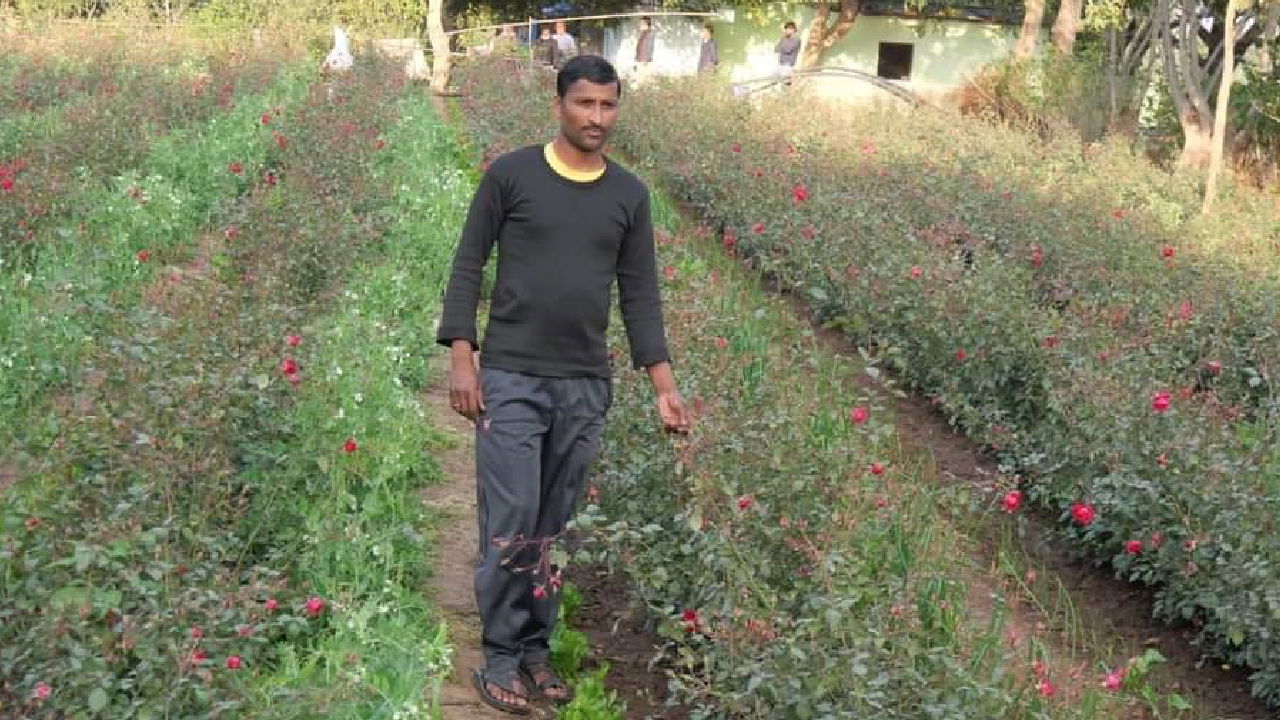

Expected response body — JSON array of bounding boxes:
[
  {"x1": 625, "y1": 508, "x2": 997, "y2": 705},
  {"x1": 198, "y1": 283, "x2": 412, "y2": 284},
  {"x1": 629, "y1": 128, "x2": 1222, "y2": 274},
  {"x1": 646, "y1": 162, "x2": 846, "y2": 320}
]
[
  {"x1": 595, "y1": 74, "x2": 1280, "y2": 708},
  {"x1": 1, "y1": 42, "x2": 464, "y2": 718},
  {"x1": 550, "y1": 624, "x2": 591, "y2": 682},
  {"x1": 556, "y1": 665, "x2": 627, "y2": 720}
]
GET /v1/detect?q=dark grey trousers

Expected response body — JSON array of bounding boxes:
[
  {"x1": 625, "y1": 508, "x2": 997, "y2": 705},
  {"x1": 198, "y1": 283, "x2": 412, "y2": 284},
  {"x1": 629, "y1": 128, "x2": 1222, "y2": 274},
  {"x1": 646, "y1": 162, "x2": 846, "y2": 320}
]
[{"x1": 474, "y1": 366, "x2": 611, "y2": 681}]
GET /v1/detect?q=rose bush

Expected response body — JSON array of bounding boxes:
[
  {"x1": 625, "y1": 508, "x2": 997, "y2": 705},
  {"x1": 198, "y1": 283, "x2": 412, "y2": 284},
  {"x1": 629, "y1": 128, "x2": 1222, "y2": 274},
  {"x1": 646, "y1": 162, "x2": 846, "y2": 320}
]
[
  {"x1": 2, "y1": 49, "x2": 462, "y2": 718},
  {"x1": 600, "y1": 77, "x2": 1280, "y2": 706}
]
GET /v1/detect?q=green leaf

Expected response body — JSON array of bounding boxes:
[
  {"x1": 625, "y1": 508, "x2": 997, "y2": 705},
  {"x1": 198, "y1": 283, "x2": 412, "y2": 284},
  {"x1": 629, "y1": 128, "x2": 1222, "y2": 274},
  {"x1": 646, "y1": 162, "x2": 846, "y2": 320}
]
[
  {"x1": 88, "y1": 688, "x2": 109, "y2": 712},
  {"x1": 50, "y1": 585, "x2": 91, "y2": 612},
  {"x1": 1167, "y1": 693, "x2": 1193, "y2": 711}
]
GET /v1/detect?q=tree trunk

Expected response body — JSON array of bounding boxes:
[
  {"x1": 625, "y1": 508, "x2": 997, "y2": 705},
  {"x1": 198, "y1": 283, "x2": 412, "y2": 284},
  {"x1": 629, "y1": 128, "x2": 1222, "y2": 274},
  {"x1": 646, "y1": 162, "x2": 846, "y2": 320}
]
[
  {"x1": 1179, "y1": 118, "x2": 1214, "y2": 169},
  {"x1": 1016, "y1": 0, "x2": 1046, "y2": 60},
  {"x1": 1050, "y1": 0, "x2": 1082, "y2": 54},
  {"x1": 798, "y1": 0, "x2": 861, "y2": 70},
  {"x1": 426, "y1": 0, "x2": 452, "y2": 95},
  {"x1": 1202, "y1": 0, "x2": 1237, "y2": 212}
]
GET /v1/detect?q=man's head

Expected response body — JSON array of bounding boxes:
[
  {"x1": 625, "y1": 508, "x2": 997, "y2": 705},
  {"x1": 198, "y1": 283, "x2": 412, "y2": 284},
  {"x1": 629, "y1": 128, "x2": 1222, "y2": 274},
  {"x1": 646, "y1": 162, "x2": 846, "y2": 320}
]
[
  {"x1": 783, "y1": 21, "x2": 796, "y2": 36},
  {"x1": 640, "y1": 16, "x2": 651, "y2": 29},
  {"x1": 555, "y1": 20, "x2": 567, "y2": 34},
  {"x1": 554, "y1": 55, "x2": 621, "y2": 154},
  {"x1": 702, "y1": 24, "x2": 713, "y2": 39}
]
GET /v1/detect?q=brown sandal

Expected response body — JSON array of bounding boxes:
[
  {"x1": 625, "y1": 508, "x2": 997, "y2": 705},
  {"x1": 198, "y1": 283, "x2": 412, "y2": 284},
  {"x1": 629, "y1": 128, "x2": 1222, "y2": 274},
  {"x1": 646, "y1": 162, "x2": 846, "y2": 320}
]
[
  {"x1": 472, "y1": 668, "x2": 531, "y2": 715},
  {"x1": 520, "y1": 662, "x2": 574, "y2": 705}
]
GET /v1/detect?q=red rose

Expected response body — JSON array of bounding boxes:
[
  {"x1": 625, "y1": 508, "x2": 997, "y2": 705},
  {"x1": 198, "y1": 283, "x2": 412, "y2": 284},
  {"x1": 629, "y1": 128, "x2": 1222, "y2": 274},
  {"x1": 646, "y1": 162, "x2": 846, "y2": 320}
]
[
  {"x1": 1001, "y1": 490, "x2": 1023, "y2": 513},
  {"x1": 1070, "y1": 502, "x2": 1096, "y2": 526},
  {"x1": 1151, "y1": 391, "x2": 1171, "y2": 413}
]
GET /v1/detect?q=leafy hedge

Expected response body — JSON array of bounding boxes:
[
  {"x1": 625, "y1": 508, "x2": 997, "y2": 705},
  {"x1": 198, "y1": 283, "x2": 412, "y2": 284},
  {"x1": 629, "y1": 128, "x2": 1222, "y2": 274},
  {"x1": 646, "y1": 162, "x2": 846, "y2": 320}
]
[
  {"x1": 603, "y1": 78, "x2": 1280, "y2": 706},
  {"x1": 1, "y1": 58, "x2": 462, "y2": 717}
]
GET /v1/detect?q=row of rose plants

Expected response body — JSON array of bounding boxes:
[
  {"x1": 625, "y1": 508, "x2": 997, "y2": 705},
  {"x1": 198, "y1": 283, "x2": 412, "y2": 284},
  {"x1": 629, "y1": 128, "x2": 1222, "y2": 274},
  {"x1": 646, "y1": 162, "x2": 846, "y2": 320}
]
[
  {"x1": 599, "y1": 77, "x2": 1280, "y2": 707},
  {"x1": 1, "y1": 53, "x2": 308, "y2": 467},
  {"x1": 0, "y1": 29, "x2": 261, "y2": 115},
  {"x1": 453, "y1": 59, "x2": 1159, "y2": 719},
  {"x1": 1, "y1": 56, "x2": 462, "y2": 717}
]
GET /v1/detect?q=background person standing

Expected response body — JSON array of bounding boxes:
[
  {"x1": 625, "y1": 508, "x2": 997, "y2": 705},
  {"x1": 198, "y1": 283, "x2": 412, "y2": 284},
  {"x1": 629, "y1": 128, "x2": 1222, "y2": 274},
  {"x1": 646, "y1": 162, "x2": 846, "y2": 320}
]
[
  {"x1": 697, "y1": 23, "x2": 718, "y2": 74},
  {"x1": 634, "y1": 16, "x2": 655, "y2": 81},
  {"x1": 775, "y1": 21, "x2": 801, "y2": 82}
]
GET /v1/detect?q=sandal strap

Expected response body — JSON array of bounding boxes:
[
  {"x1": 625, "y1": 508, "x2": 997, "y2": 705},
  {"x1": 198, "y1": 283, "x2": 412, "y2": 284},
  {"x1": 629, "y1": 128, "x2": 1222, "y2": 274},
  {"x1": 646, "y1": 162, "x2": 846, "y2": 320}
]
[{"x1": 522, "y1": 663, "x2": 567, "y2": 690}]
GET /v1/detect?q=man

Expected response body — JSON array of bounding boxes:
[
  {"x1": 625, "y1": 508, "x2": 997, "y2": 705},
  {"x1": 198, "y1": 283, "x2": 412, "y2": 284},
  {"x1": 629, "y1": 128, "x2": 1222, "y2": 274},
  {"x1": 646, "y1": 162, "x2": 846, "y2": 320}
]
[
  {"x1": 697, "y1": 23, "x2": 718, "y2": 74},
  {"x1": 537, "y1": 25, "x2": 556, "y2": 67},
  {"x1": 634, "y1": 16, "x2": 655, "y2": 81},
  {"x1": 551, "y1": 20, "x2": 578, "y2": 69},
  {"x1": 437, "y1": 55, "x2": 692, "y2": 715},
  {"x1": 491, "y1": 23, "x2": 518, "y2": 54},
  {"x1": 775, "y1": 21, "x2": 801, "y2": 82}
]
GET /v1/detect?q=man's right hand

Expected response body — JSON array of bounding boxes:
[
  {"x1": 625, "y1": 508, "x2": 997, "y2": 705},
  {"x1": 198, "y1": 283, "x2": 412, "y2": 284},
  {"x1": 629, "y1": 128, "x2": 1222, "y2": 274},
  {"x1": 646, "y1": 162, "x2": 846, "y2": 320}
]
[{"x1": 449, "y1": 341, "x2": 484, "y2": 421}]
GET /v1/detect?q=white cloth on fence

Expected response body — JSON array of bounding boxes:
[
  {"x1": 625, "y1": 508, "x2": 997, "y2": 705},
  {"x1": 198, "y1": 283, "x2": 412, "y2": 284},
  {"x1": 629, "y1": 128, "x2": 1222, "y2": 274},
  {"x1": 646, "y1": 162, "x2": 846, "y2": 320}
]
[{"x1": 323, "y1": 26, "x2": 354, "y2": 71}]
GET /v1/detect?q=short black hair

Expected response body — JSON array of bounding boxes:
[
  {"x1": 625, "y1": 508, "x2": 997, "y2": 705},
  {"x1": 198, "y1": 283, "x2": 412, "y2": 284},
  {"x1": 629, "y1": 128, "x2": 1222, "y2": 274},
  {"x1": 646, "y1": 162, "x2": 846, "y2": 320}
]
[
  {"x1": 556, "y1": 55, "x2": 622, "y2": 98},
  {"x1": 784, "y1": 21, "x2": 797, "y2": 30},
  {"x1": 641, "y1": 15, "x2": 651, "y2": 25},
  {"x1": 703, "y1": 23, "x2": 714, "y2": 35}
]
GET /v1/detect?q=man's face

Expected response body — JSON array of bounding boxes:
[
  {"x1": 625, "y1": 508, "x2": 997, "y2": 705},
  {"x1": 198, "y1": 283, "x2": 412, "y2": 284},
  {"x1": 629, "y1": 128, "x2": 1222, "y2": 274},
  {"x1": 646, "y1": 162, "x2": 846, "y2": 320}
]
[
  {"x1": 555, "y1": 21, "x2": 566, "y2": 33},
  {"x1": 784, "y1": 26, "x2": 794, "y2": 37},
  {"x1": 554, "y1": 79, "x2": 620, "y2": 154}
]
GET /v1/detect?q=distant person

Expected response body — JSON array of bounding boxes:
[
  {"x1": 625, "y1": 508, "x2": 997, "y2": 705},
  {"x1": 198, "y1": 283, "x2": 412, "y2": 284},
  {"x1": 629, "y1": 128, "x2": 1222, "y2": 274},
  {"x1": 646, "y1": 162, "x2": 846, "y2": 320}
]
[
  {"x1": 539, "y1": 26, "x2": 556, "y2": 67},
  {"x1": 492, "y1": 23, "x2": 518, "y2": 54},
  {"x1": 697, "y1": 24, "x2": 718, "y2": 74},
  {"x1": 552, "y1": 21, "x2": 578, "y2": 68},
  {"x1": 775, "y1": 21, "x2": 801, "y2": 81},
  {"x1": 634, "y1": 16, "x2": 655, "y2": 80}
]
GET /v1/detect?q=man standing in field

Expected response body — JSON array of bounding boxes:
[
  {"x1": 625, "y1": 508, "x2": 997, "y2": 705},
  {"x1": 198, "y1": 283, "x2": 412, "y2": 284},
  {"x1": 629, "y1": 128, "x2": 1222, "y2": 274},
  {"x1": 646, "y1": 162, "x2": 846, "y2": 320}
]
[
  {"x1": 437, "y1": 54, "x2": 692, "y2": 715},
  {"x1": 633, "y1": 16, "x2": 655, "y2": 83},
  {"x1": 775, "y1": 21, "x2": 801, "y2": 82},
  {"x1": 551, "y1": 20, "x2": 578, "y2": 68},
  {"x1": 697, "y1": 23, "x2": 719, "y2": 74}
]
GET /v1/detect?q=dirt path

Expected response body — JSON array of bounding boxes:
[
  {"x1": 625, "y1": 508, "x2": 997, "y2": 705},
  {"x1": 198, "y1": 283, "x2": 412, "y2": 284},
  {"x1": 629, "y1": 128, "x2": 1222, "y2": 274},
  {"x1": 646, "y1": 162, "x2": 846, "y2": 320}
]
[
  {"x1": 421, "y1": 377, "x2": 518, "y2": 720},
  {"x1": 422, "y1": 366, "x2": 675, "y2": 720}
]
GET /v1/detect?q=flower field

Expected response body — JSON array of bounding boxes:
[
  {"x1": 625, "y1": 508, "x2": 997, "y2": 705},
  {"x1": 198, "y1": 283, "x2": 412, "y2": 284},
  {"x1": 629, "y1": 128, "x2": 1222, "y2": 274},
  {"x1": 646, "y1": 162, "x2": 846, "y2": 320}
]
[
  {"x1": 606, "y1": 77, "x2": 1280, "y2": 710},
  {"x1": 451, "y1": 59, "x2": 1273, "y2": 719},
  {"x1": 2, "y1": 30, "x2": 471, "y2": 718},
  {"x1": 6, "y1": 23, "x2": 1278, "y2": 720}
]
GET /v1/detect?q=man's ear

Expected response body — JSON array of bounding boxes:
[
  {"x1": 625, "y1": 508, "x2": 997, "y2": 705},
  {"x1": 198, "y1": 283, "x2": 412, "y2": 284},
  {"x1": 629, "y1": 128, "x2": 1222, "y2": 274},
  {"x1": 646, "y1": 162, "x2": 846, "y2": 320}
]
[{"x1": 552, "y1": 95, "x2": 563, "y2": 121}]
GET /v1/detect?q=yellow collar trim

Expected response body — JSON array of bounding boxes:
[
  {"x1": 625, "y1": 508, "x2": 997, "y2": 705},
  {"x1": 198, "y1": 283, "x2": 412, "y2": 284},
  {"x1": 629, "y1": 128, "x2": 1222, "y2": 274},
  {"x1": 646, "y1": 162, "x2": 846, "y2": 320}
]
[{"x1": 544, "y1": 142, "x2": 605, "y2": 183}]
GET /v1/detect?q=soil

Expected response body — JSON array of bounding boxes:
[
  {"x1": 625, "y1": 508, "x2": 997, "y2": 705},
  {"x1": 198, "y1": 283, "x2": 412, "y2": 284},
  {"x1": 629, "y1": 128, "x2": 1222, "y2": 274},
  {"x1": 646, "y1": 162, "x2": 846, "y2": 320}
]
[{"x1": 422, "y1": 365, "x2": 680, "y2": 720}]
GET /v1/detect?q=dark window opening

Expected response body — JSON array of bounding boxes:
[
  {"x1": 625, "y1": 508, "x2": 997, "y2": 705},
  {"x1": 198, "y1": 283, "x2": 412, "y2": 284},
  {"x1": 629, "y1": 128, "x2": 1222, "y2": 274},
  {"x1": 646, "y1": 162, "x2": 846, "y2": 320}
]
[{"x1": 877, "y1": 42, "x2": 913, "y2": 80}]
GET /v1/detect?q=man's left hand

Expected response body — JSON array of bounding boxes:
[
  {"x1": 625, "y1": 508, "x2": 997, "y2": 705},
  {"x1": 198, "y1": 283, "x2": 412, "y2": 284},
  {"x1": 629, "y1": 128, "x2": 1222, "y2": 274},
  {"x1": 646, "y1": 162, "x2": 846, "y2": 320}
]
[{"x1": 657, "y1": 390, "x2": 692, "y2": 434}]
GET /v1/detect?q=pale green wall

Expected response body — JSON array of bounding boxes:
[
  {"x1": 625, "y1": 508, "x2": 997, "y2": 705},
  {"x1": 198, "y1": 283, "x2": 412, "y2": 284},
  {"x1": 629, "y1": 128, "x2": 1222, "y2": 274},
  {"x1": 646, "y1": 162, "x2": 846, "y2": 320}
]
[
  {"x1": 601, "y1": 3, "x2": 1022, "y2": 91},
  {"x1": 713, "y1": 3, "x2": 1020, "y2": 86}
]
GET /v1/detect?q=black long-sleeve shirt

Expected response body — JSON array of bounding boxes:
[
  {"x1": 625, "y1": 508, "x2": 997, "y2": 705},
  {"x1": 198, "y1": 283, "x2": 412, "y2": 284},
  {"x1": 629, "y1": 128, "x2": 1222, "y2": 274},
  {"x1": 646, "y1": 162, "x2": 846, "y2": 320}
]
[{"x1": 437, "y1": 144, "x2": 670, "y2": 379}]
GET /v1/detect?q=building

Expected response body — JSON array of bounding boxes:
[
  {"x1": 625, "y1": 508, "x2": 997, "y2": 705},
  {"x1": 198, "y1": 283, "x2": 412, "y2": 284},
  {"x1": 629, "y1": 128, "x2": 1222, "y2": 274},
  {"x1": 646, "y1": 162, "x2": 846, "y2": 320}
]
[{"x1": 600, "y1": 2, "x2": 1028, "y2": 103}]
